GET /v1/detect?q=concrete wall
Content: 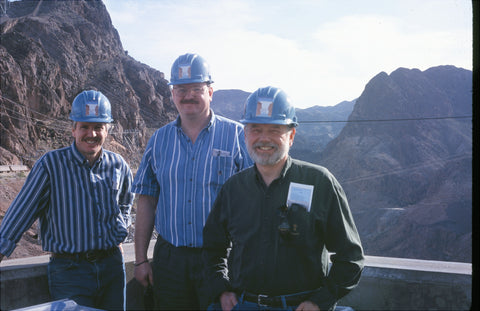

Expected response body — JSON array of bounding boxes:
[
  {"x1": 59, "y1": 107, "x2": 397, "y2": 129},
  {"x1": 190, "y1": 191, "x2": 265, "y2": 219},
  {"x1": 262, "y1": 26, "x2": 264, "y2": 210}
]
[
  {"x1": 339, "y1": 257, "x2": 472, "y2": 310},
  {"x1": 0, "y1": 242, "x2": 472, "y2": 310},
  {"x1": 0, "y1": 165, "x2": 29, "y2": 173}
]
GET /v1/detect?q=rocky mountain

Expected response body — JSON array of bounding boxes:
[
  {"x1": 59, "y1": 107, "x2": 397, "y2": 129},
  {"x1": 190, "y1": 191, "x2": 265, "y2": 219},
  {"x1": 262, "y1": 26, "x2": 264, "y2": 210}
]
[
  {"x1": 211, "y1": 89, "x2": 250, "y2": 120},
  {"x1": 290, "y1": 100, "x2": 355, "y2": 162},
  {"x1": 319, "y1": 66, "x2": 472, "y2": 262},
  {"x1": 211, "y1": 89, "x2": 356, "y2": 163},
  {"x1": 0, "y1": 0, "x2": 177, "y2": 168}
]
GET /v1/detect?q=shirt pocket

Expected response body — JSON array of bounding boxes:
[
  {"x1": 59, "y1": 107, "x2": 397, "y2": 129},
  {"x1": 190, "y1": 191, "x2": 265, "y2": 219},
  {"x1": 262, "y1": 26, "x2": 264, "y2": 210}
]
[
  {"x1": 106, "y1": 169, "x2": 122, "y2": 215},
  {"x1": 286, "y1": 204, "x2": 316, "y2": 247},
  {"x1": 210, "y1": 156, "x2": 235, "y2": 190}
]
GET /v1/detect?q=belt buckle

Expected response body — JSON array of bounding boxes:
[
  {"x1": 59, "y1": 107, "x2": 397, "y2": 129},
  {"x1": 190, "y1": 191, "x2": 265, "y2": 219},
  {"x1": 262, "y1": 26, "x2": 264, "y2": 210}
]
[
  {"x1": 85, "y1": 251, "x2": 98, "y2": 262},
  {"x1": 257, "y1": 294, "x2": 268, "y2": 307}
]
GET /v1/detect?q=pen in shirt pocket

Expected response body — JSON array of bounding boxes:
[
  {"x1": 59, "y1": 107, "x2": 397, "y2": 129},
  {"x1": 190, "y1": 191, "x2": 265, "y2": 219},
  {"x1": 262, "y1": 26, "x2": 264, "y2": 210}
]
[{"x1": 212, "y1": 148, "x2": 231, "y2": 157}]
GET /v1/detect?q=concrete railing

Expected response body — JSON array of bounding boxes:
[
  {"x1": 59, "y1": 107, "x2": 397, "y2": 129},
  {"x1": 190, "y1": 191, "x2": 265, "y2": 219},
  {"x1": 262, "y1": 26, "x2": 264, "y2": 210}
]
[{"x1": 0, "y1": 242, "x2": 472, "y2": 310}]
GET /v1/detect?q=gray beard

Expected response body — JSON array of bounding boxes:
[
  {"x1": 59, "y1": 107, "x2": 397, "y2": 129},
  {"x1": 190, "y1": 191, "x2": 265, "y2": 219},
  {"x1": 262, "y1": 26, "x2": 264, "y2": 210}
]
[{"x1": 247, "y1": 142, "x2": 289, "y2": 166}]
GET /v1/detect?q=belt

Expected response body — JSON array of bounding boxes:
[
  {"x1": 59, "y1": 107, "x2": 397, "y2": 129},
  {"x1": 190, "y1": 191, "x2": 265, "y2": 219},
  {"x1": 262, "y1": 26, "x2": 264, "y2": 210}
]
[
  {"x1": 243, "y1": 290, "x2": 316, "y2": 308},
  {"x1": 52, "y1": 247, "x2": 118, "y2": 262}
]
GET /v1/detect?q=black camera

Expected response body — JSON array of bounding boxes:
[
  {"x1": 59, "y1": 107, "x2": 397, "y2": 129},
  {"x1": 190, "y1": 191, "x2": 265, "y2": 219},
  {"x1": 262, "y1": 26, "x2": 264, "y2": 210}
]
[{"x1": 278, "y1": 203, "x2": 306, "y2": 238}]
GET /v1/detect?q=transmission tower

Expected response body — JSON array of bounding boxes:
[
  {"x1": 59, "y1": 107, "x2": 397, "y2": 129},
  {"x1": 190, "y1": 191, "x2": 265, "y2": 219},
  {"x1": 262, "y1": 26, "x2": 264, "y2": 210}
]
[{"x1": 0, "y1": 0, "x2": 8, "y2": 16}]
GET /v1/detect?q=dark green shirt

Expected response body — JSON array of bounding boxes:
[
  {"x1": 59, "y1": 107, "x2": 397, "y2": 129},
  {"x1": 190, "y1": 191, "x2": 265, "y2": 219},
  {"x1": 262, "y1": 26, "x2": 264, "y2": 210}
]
[{"x1": 203, "y1": 157, "x2": 364, "y2": 310}]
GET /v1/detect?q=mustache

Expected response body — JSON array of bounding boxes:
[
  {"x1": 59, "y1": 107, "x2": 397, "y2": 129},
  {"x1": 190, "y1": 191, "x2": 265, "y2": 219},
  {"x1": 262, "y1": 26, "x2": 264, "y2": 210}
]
[{"x1": 180, "y1": 99, "x2": 199, "y2": 105}]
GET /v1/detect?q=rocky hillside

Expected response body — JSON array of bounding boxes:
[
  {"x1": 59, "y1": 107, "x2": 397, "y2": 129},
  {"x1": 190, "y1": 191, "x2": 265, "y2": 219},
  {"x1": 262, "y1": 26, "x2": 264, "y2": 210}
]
[
  {"x1": 0, "y1": 0, "x2": 177, "y2": 168},
  {"x1": 0, "y1": 173, "x2": 47, "y2": 259},
  {"x1": 211, "y1": 89, "x2": 250, "y2": 120},
  {"x1": 319, "y1": 66, "x2": 472, "y2": 262},
  {"x1": 290, "y1": 100, "x2": 355, "y2": 162}
]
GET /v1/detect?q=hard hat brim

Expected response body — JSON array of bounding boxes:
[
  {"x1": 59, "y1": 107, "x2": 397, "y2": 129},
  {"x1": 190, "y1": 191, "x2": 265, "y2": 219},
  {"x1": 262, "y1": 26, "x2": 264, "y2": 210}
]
[
  {"x1": 70, "y1": 116, "x2": 113, "y2": 123},
  {"x1": 168, "y1": 79, "x2": 214, "y2": 86},
  {"x1": 240, "y1": 118, "x2": 298, "y2": 127}
]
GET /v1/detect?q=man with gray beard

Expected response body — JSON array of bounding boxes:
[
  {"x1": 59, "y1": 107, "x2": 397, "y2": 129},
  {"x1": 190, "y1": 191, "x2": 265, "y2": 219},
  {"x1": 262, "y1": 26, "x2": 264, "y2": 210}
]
[{"x1": 203, "y1": 86, "x2": 364, "y2": 311}]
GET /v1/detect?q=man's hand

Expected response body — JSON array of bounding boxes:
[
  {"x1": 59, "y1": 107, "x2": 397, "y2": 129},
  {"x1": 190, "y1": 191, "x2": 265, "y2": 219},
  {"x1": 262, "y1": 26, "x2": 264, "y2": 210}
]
[
  {"x1": 220, "y1": 291, "x2": 238, "y2": 311},
  {"x1": 296, "y1": 300, "x2": 320, "y2": 311},
  {"x1": 134, "y1": 261, "x2": 153, "y2": 288},
  {"x1": 134, "y1": 194, "x2": 157, "y2": 288}
]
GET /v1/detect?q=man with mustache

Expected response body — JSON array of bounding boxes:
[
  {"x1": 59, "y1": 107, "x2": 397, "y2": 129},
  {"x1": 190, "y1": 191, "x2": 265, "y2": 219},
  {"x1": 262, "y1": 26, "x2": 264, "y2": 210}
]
[
  {"x1": 0, "y1": 90, "x2": 134, "y2": 310},
  {"x1": 132, "y1": 53, "x2": 252, "y2": 310},
  {"x1": 203, "y1": 86, "x2": 364, "y2": 311}
]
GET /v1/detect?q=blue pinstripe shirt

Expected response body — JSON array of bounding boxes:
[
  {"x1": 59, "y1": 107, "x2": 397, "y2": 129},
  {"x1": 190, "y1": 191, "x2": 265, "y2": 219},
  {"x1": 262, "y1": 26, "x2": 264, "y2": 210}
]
[
  {"x1": 0, "y1": 143, "x2": 134, "y2": 256},
  {"x1": 132, "y1": 111, "x2": 253, "y2": 247}
]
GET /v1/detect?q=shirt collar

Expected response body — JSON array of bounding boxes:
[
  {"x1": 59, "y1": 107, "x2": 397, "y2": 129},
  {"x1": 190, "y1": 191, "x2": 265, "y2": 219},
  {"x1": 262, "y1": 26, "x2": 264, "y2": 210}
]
[
  {"x1": 253, "y1": 156, "x2": 292, "y2": 184},
  {"x1": 279, "y1": 156, "x2": 293, "y2": 179},
  {"x1": 70, "y1": 142, "x2": 104, "y2": 166},
  {"x1": 174, "y1": 109, "x2": 216, "y2": 132},
  {"x1": 206, "y1": 109, "x2": 215, "y2": 130}
]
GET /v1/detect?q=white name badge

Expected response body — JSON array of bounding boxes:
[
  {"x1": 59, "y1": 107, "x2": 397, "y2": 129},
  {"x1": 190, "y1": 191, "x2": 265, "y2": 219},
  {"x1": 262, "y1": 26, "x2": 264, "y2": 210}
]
[{"x1": 287, "y1": 182, "x2": 314, "y2": 212}]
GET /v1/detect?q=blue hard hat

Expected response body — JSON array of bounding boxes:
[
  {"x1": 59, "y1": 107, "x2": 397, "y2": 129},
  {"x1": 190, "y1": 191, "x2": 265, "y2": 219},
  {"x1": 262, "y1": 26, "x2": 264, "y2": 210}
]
[
  {"x1": 69, "y1": 90, "x2": 113, "y2": 123},
  {"x1": 240, "y1": 86, "x2": 298, "y2": 127},
  {"x1": 168, "y1": 53, "x2": 213, "y2": 85}
]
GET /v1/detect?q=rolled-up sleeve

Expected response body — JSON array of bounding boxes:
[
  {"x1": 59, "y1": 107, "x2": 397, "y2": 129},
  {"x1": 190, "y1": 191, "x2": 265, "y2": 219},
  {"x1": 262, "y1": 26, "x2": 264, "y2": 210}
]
[{"x1": 132, "y1": 141, "x2": 159, "y2": 197}]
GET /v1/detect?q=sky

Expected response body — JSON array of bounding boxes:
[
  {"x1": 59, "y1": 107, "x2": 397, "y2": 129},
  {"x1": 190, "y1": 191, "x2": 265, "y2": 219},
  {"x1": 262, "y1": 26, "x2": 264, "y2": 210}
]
[{"x1": 103, "y1": 0, "x2": 472, "y2": 109}]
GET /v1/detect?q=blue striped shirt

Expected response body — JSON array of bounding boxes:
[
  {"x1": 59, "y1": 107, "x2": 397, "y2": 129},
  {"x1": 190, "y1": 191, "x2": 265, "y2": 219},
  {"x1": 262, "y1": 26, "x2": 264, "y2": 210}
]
[
  {"x1": 0, "y1": 143, "x2": 134, "y2": 256},
  {"x1": 132, "y1": 111, "x2": 253, "y2": 247}
]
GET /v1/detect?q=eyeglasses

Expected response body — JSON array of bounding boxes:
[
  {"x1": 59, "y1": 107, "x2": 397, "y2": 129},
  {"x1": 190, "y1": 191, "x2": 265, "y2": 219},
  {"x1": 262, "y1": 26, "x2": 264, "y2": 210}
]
[{"x1": 172, "y1": 86, "x2": 207, "y2": 97}]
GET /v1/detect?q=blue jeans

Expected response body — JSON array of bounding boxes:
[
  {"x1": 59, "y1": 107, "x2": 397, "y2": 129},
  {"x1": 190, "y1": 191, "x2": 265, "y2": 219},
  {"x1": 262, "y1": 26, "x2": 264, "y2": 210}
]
[
  {"x1": 208, "y1": 300, "x2": 297, "y2": 310},
  {"x1": 208, "y1": 298, "x2": 355, "y2": 311},
  {"x1": 47, "y1": 247, "x2": 126, "y2": 310}
]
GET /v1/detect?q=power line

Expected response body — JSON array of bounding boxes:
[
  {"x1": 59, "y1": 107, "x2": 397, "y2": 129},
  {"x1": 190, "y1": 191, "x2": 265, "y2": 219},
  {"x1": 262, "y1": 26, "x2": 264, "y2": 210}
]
[
  {"x1": 2, "y1": 94, "x2": 472, "y2": 132},
  {"x1": 0, "y1": 95, "x2": 139, "y2": 134},
  {"x1": 341, "y1": 152, "x2": 471, "y2": 185},
  {"x1": 1, "y1": 104, "x2": 71, "y2": 131},
  {"x1": 0, "y1": 95, "x2": 71, "y2": 128},
  {"x1": 298, "y1": 115, "x2": 472, "y2": 124}
]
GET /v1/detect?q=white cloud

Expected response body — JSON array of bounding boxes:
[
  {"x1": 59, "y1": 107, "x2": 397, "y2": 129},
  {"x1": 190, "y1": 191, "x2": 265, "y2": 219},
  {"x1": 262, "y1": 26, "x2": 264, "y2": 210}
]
[
  {"x1": 313, "y1": 14, "x2": 471, "y2": 72},
  {"x1": 104, "y1": 0, "x2": 472, "y2": 108}
]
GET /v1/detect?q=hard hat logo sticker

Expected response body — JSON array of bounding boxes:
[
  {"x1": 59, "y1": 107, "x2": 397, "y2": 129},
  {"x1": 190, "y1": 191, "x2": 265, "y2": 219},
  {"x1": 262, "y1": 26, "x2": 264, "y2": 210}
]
[
  {"x1": 256, "y1": 100, "x2": 273, "y2": 117},
  {"x1": 85, "y1": 103, "x2": 99, "y2": 116},
  {"x1": 179, "y1": 65, "x2": 192, "y2": 79}
]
